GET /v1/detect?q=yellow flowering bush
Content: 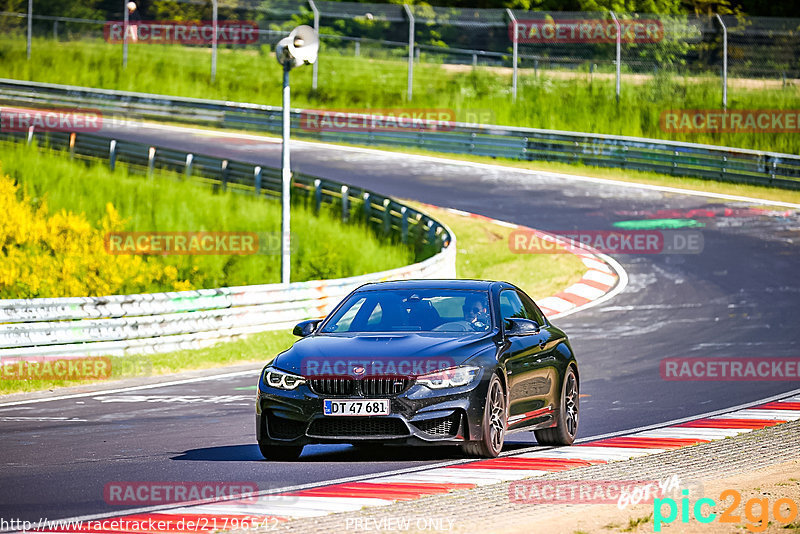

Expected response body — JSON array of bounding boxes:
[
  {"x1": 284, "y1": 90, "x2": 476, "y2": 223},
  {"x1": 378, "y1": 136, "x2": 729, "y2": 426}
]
[{"x1": 0, "y1": 172, "x2": 194, "y2": 298}]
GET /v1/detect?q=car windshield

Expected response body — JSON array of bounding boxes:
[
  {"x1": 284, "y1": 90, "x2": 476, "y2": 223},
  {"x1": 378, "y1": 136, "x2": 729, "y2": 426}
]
[{"x1": 320, "y1": 289, "x2": 493, "y2": 334}]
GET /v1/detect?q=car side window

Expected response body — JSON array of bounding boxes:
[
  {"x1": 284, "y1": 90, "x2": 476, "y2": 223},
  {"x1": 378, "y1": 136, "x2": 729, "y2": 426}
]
[
  {"x1": 518, "y1": 291, "x2": 546, "y2": 325},
  {"x1": 499, "y1": 290, "x2": 527, "y2": 330}
]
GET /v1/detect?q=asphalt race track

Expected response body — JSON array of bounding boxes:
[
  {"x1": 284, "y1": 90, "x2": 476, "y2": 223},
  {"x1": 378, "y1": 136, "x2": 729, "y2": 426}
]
[{"x1": 1, "y1": 122, "x2": 798, "y2": 523}]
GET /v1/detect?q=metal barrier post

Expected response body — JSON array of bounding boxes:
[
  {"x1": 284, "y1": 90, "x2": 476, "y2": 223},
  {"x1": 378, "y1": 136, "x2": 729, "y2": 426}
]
[
  {"x1": 147, "y1": 146, "x2": 155, "y2": 177},
  {"x1": 341, "y1": 185, "x2": 349, "y2": 222},
  {"x1": 314, "y1": 179, "x2": 322, "y2": 213},
  {"x1": 715, "y1": 14, "x2": 728, "y2": 110},
  {"x1": 254, "y1": 165, "x2": 262, "y2": 194},
  {"x1": 506, "y1": 9, "x2": 518, "y2": 101},
  {"x1": 309, "y1": 0, "x2": 320, "y2": 90},
  {"x1": 185, "y1": 153, "x2": 193, "y2": 178},
  {"x1": 610, "y1": 11, "x2": 621, "y2": 105},
  {"x1": 220, "y1": 159, "x2": 228, "y2": 190},
  {"x1": 383, "y1": 198, "x2": 391, "y2": 235},
  {"x1": 363, "y1": 192, "x2": 371, "y2": 221},
  {"x1": 109, "y1": 140, "x2": 117, "y2": 171},
  {"x1": 211, "y1": 0, "x2": 218, "y2": 83},
  {"x1": 403, "y1": 4, "x2": 414, "y2": 101},
  {"x1": 400, "y1": 206, "x2": 409, "y2": 243}
]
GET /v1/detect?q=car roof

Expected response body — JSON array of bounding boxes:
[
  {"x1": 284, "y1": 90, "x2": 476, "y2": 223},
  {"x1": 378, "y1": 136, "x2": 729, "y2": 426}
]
[{"x1": 356, "y1": 279, "x2": 510, "y2": 292}]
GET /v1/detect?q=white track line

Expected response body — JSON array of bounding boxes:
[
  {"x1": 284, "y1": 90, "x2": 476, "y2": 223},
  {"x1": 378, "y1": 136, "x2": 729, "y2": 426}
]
[{"x1": 0, "y1": 368, "x2": 262, "y2": 407}]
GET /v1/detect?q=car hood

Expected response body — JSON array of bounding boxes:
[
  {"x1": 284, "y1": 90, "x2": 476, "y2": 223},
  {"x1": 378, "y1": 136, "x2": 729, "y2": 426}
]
[{"x1": 272, "y1": 332, "x2": 496, "y2": 377}]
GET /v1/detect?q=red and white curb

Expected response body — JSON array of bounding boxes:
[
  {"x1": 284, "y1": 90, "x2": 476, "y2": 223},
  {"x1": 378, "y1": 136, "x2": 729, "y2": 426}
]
[
  {"x1": 35, "y1": 394, "x2": 800, "y2": 532},
  {"x1": 414, "y1": 204, "x2": 628, "y2": 320}
]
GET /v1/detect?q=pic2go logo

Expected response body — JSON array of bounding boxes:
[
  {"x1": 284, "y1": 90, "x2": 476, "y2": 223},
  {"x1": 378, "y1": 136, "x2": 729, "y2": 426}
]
[{"x1": 654, "y1": 489, "x2": 799, "y2": 532}]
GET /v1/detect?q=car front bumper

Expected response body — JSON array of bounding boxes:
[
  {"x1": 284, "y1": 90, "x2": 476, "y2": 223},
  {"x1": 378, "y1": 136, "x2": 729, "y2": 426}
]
[{"x1": 256, "y1": 372, "x2": 491, "y2": 447}]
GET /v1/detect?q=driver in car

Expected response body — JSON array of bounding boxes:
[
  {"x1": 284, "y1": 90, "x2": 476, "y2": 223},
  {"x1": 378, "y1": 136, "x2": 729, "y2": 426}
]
[{"x1": 463, "y1": 297, "x2": 490, "y2": 331}]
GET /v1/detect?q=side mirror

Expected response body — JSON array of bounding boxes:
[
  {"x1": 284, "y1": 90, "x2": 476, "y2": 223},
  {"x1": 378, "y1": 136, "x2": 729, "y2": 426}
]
[
  {"x1": 505, "y1": 318, "x2": 540, "y2": 336},
  {"x1": 293, "y1": 319, "x2": 321, "y2": 337}
]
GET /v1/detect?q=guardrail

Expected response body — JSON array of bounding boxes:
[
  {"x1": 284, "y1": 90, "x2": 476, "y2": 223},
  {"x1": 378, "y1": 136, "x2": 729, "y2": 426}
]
[
  {"x1": 0, "y1": 129, "x2": 456, "y2": 358},
  {"x1": 1, "y1": 78, "x2": 799, "y2": 189}
]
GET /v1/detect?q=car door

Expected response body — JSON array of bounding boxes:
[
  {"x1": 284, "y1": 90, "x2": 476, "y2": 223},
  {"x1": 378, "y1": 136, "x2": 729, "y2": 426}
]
[{"x1": 499, "y1": 289, "x2": 557, "y2": 430}]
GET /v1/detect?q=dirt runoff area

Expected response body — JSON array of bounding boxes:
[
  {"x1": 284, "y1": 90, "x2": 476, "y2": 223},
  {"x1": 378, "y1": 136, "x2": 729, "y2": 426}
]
[{"x1": 512, "y1": 458, "x2": 800, "y2": 534}]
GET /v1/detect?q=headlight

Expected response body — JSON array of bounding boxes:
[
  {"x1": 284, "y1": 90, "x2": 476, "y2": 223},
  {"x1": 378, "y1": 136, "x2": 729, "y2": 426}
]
[
  {"x1": 263, "y1": 367, "x2": 306, "y2": 390},
  {"x1": 416, "y1": 366, "x2": 479, "y2": 389}
]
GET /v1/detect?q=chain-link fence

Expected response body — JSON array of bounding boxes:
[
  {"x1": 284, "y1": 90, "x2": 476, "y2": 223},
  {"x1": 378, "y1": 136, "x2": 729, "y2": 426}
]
[{"x1": 1, "y1": 1, "x2": 798, "y2": 103}]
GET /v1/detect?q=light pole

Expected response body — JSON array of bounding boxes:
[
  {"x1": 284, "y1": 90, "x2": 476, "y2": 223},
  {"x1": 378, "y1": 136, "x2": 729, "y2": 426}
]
[{"x1": 275, "y1": 25, "x2": 319, "y2": 285}]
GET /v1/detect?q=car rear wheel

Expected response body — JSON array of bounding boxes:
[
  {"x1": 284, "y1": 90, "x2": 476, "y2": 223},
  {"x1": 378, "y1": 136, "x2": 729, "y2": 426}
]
[
  {"x1": 258, "y1": 439, "x2": 304, "y2": 461},
  {"x1": 534, "y1": 366, "x2": 579, "y2": 446},
  {"x1": 462, "y1": 373, "x2": 506, "y2": 458}
]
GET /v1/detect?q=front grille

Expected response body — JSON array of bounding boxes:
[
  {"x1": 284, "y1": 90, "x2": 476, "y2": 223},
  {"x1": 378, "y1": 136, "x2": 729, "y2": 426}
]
[
  {"x1": 308, "y1": 377, "x2": 411, "y2": 397},
  {"x1": 308, "y1": 417, "x2": 409, "y2": 437},
  {"x1": 309, "y1": 378, "x2": 355, "y2": 396},
  {"x1": 266, "y1": 412, "x2": 307, "y2": 439},
  {"x1": 361, "y1": 377, "x2": 411, "y2": 396},
  {"x1": 412, "y1": 414, "x2": 460, "y2": 437}
]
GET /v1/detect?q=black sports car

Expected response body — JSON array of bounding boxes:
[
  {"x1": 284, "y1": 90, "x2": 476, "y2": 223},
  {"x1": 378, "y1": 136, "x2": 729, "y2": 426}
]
[{"x1": 256, "y1": 279, "x2": 579, "y2": 460}]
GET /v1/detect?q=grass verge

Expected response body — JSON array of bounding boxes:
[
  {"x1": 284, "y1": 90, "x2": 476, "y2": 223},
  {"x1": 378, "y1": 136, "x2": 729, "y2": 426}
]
[{"x1": 0, "y1": 140, "x2": 415, "y2": 297}]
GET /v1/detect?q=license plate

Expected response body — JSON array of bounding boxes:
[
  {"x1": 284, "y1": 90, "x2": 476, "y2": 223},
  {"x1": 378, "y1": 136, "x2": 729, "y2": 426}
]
[{"x1": 323, "y1": 399, "x2": 390, "y2": 416}]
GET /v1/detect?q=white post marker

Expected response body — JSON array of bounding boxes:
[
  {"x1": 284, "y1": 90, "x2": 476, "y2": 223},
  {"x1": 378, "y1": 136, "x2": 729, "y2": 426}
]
[
  {"x1": 26, "y1": 0, "x2": 32, "y2": 60},
  {"x1": 275, "y1": 25, "x2": 319, "y2": 285},
  {"x1": 308, "y1": 0, "x2": 320, "y2": 90},
  {"x1": 610, "y1": 11, "x2": 621, "y2": 105},
  {"x1": 715, "y1": 14, "x2": 728, "y2": 110},
  {"x1": 122, "y1": 0, "x2": 131, "y2": 68},
  {"x1": 403, "y1": 4, "x2": 415, "y2": 101},
  {"x1": 506, "y1": 9, "x2": 518, "y2": 101},
  {"x1": 211, "y1": 0, "x2": 218, "y2": 83}
]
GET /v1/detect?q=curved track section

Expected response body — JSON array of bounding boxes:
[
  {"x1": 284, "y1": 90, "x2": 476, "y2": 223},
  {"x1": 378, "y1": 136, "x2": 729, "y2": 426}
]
[{"x1": 1, "y1": 121, "x2": 798, "y2": 523}]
